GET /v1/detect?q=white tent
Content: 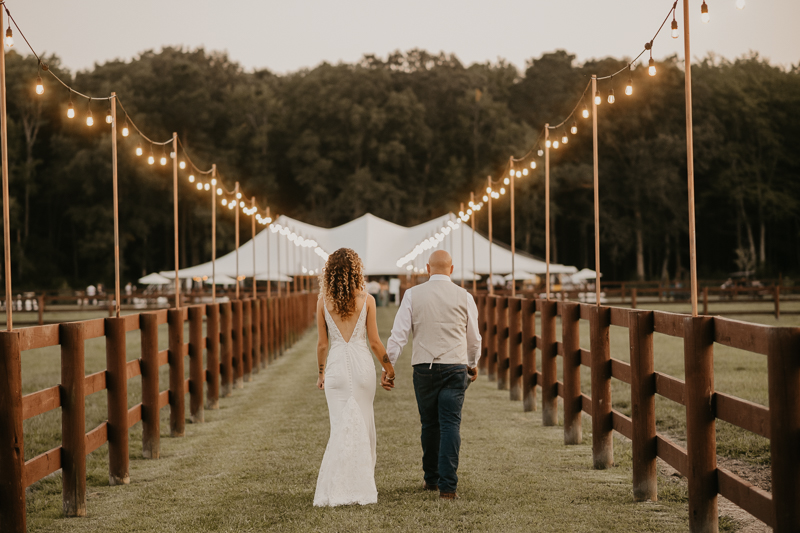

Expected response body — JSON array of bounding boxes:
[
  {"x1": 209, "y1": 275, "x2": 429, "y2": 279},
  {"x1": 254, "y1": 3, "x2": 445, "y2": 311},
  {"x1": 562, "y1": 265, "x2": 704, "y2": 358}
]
[
  {"x1": 505, "y1": 271, "x2": 540, "y2": 281},
  {"x1": 572, "y1": 268, "x2": 602, "y2": 281},
  {"x1": 204, "y1": 274, "x2": 238, "y2": 285},
  {"x1": 166, "y1": 212, "x2": 577, "y2": 279},
  {"x1": 138, "y1": 272, "x2": 171, "y2": 285}
]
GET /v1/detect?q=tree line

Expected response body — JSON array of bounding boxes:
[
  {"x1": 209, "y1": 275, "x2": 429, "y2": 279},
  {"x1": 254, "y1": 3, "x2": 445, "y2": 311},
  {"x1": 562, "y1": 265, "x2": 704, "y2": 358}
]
[{"x1": 3, "y1": 47, "x2": 798, "y2": 290}]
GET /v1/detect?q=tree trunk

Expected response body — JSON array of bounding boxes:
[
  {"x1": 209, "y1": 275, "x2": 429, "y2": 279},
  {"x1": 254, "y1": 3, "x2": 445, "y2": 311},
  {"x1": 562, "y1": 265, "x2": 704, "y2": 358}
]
[
  {"x1": 635, "y1": 210, "x2": 645, "y2": 281},
  {"x1": 759, "y1": 220, "x2": 766, "y2": 268},
  {"x1": 661, "y1": 233, "x2": 671, "y2": 282},
  {"x1": 675, "y1": 232, "x2": 684, "y2": 281},
  {"x1": 551, "y1": 211, "x2": 558, "y2": 264},
  {"x1": 739, "y1": 197, "x2": 757, "y2": 260}
]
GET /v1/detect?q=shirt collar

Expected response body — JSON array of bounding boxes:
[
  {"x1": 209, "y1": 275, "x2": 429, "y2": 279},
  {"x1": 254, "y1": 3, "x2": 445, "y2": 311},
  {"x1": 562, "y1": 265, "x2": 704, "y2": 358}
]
[{"x1": 429, "y1": 274, "x2": 452, "y2": 282}]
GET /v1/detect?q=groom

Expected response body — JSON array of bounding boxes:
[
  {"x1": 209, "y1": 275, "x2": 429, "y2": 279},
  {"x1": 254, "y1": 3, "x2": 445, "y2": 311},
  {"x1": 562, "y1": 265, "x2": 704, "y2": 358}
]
[{"x1": 384, "y1": 250, "x2": 481, "y2": 500}]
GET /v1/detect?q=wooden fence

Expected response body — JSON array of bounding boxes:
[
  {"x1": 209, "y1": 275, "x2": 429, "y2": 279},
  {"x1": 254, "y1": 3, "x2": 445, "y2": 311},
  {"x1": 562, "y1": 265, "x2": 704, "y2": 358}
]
[
  {"x1": 475, "y1": 294, "x2": 799, "y2": 533},
  {"x1": 0, "y1": 292, "x2": 317, "y2": 533}
]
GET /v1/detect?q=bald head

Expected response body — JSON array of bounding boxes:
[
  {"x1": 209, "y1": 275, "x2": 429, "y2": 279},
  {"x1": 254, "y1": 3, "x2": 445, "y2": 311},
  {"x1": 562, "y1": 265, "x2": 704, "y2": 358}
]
[{"x1": 427, "y1": 250, "x2": 454, "y2": 277}]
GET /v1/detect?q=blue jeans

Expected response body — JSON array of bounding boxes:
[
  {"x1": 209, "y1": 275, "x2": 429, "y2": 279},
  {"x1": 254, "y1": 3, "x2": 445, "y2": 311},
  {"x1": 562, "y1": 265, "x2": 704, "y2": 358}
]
[{"x1": 412, "y1": 363, "x2": 469, "y2": 493}]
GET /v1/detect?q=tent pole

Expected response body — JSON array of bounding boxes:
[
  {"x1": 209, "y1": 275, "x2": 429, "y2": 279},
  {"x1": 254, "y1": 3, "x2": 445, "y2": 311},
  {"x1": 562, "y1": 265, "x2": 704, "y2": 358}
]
[
  {"x1": 545, "y1": 124, "x2": 551, "y2": 301},
  {"x1": 488, "y1": 175, "x2": 493, "y2": 296},
  {"x1": 211, "y1": 164, "x2": 216, "y2": 303}
]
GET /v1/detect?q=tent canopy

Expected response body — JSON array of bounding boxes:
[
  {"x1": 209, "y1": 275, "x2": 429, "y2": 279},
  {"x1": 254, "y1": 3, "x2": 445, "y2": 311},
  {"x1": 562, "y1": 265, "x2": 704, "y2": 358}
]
[
  {"x1": 572, "y1": 268, "x2": 602, "y2": 281},
  {"x1": 167, "y1": 212, "x2": 577, "y2": 279},
  {"x1": 138, "y1": 272, "x2": 171, "y2": 285}
]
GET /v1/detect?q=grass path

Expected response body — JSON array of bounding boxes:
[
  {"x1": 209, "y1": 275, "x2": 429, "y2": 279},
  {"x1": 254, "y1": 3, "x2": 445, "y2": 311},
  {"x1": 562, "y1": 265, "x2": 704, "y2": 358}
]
[{"x1": 29, "y1": 307, "x2": 691, "y2": 532}]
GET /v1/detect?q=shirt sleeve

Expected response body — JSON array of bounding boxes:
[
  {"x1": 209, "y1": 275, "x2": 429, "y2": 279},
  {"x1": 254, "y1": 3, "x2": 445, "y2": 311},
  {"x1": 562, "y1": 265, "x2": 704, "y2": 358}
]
[
  {"x1": 386, "y1": 289, "x2": 413, "y2": 365},
  {"x1": 466, "y1": 292, "x2": 482, "y2": 369}
]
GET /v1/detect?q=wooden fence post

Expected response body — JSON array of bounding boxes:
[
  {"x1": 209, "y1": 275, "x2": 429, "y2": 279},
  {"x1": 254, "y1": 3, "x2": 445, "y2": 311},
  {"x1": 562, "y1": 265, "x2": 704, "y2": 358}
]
[
  {"x1": 767, "y1": 327, "x2": 800, "y2": 531},
  {"x1": 168, "y1": 309, "x2": 185, "y2": 437},
  {"x1": 508, "y1": 297, "x2": 522, "y2": 401},
  {"x1": 188, "y1": 306, "x2": 204, "y2": 424},
  {"x1": 521, "y1": 298, "x2": 537, "y2": 412},
  {"x1": 590, "y1": 305, "x2": 613, "y2": 469},
  {"x1": 281, "y1": 296, "x2": 288, "y2": 354},
  {"x1": 243, "y1": 300, "x2": 253, "y2": 382},
  {"x1": 206, "y1": 303, "x2": 220, "y2": 409},
  {"x1": 496, "y1": 296, "x2": 509, "y2": 391},
  {"x1": 774, "y1": 286, "x2": 780, "y2": 320},
  {"x1": 105, "y1": 317, "x2": 130, "y2": 486},
  {"x1": 702, "y1": 287, "x2": 709, "y2": 315},
  {"x1": 561, "y1": 301, "x2": 582, "y2": 445},
  {"x1": 260, "y1": 298, "x2": 268, "y2": 369},
  {"x1": 629, "y1": 310, "x2": 657, "y2": 501},
  {"x1": 477, "y1": 294, "x2": 487, "y2": 376},
  {"x1": 140, "y1": 313, "x2": 160, "y2": 459},
  {"x1": 61, "y1": 322, "x2": 87, "y2": 516},
  {"x1": 0, "y1": 330, "x2": 25, "y2": 532},
  {"x1": 486, "y1": 296, "x2": 497, "y2": 382},
  {"x1": 220, "y1": 301, "x2": 233, "y2": 397},
  {"x1": 683, "y1": 316, "x2": 717, "y2": 533},
  {"x1": 268, "y1": 298, "x2": 275, "y2": 361},
  {"x1": 232, "y1": 300, "x2": 244, "y2": 388},
  {"x1": 38, "y1": 294, "x2": 44, "y2": 325},
  {"x1": 631, "y1": 288, "x2": 637, "y2": 309},
  {"x1": 540, "y1": 299, "x2": 558, "y2": 426}
]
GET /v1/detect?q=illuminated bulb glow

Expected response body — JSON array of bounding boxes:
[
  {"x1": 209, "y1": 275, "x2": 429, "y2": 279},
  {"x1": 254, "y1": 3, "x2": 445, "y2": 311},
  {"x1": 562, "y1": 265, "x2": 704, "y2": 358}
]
[
  {"x1": 553, "y1": 140, "x2": 560, "y2": 149},
  {"x1": 504, "y1": 177, "x2": 510, "y2": 185},
  {"x1": 571, "y1": 122, "x2": 578, "y2": 135},
  {"x1": 160, "y1": 156, "x2": 167, "y2": 166},
  {"x1": 671, "y1": 18, "x2": 679, "y2": 39},
  {"x1": 701, "y1": 1, "x2": 709, "y2": 23},
  {"x1": 122, "y1": 125, "x2": 129, "y2": 136},
  {"x1": 649, "y1": 58, "x2": 657, "y2": 77},
  {"x1": 522, "y1": 168, "x2": 528, "y2": 176},
  {"x1": 486, "y1": 186, "x2": 492, "y2": 193},
  {"x1": 211, "y1": 178, "x2": 217, "y2": 185},
  {"x1": 67, "y1": 103, "x2": 75, "y2": 119},
  {"x1": 148, "y1": 155, "x2": 155, "y2": 165},
  {"x1": 582, "y1": 106, "x2": 589, "y2": 119},
  {"x1": 236, "y1": 192, "x2": 242, "y2": 199},
  {"x1": 86, "y1": 113, "x2": 94, "y2": 127},
  {"x1": 515, "y1": 170, "x2": 521, "y2": 178},
  {"x1": 625, "y1": 80, "x2": 633, "y2": 96},
  {"x1": 222, "y1": 199, "x2": 228, "y2": 206},
  {"x1": 179, "y1": 161, "x2": 186, "y2": 169},
  {"x1": 197, "y1": 183, "x2": 203, "y2": 190},
  {"x1": 608, "y1": 89, "x2": 615, "y2": 104},
  {"x1": 482, "y1": 195, "x2": 489, "y2": 202},
  {"x1": 239, "y1": 201, "x2": 245, "y2": 208},
  {"x1": 594, "y1": 90, "x2": 602, "y2": 106},
  {"x1": 530, "y1": 161, "x2": 537, "y2": 169},
  {"x1": 499, "y1": 187, "x2": 506, "y2": 195},
  {"x1": 204, "y1": 183, "x2": 210, "y2": 191},
  {"x1": 136, "y1": 145, "x2": 143, "y2": 156},
  {"x1": 538, "y1": 149, "x2": 544, "y2": 157},
  {"x1": 106, "y1": 111, "x2": 112, "y2": 124},
  {"x1": 35, "y1": 76, "x2": 44, "y2": 95},
  {"x1": 188, "y1": 175, "x2": 195, "y2": 183},
  {"x1": 545, "y1": 139, "x2": 551, "y2": 148},
  {"x1": 5, "y1": 27, "x2": 12, "y2": 47},
  {"x1": 509, "y1": 169, "x2": 514, "y2": 176},
  {"x1": 217, "y1": 188, "x2": 222, "y2": 195}
]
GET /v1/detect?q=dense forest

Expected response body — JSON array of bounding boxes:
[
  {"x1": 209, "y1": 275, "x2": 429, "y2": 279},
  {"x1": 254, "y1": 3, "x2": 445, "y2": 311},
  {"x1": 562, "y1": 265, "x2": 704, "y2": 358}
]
[{"x1": 3, "y1": 47, "x2": 799, "y2": 289}]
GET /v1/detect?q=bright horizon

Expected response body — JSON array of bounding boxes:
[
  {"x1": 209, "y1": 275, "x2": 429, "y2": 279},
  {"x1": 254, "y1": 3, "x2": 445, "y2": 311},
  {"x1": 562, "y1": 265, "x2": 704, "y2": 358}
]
[{"x1": 7, "y1": 0, "x2": 799, "y2": 75}]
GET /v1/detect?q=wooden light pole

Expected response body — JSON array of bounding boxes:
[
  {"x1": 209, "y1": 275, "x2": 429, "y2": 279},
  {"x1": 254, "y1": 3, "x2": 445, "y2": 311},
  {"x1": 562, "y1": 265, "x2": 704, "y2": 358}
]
[
  {"x1": 591, "y1": 76, "x2": 602, "y2": 307},
  {"x1": 487, "y1": 175, "x2": 493, "y2": 295},
  {"x1": 510, "y1": 158, "x2": 516, "y2": 297},
  {"x1": 172, "y1": 133, "x2": 180, "y2": 309},
  {"x1": 0, "y1": 7, "x2": 12, "y2": 330},
  {"x1": 266, "y1": 207, "x2": 271, "y2": 298},
  {"x1": 683, "y1": 0, "x2": 699, "y2": 317},
  {"x1": 234, "y1": 182, "x2": 240, "y2": 300},
  {"x1": 471, "y1": 192, "x2": 476, "y2": 293},
  {"x1": 544, "y1": 124, "x2": 551, "y2": 301},
  {"x1": 276, "y1": 219, "x2": 282, "y2": 297},
  {"x1": 211, "y1": 164, "x2": 217, "y2": 303},
  {"x1": 251, "y1": 197, "x2": 256, "y2": 299},
  {"x1": 110, "y1": 94, "x2": 121, "y2": 317}
]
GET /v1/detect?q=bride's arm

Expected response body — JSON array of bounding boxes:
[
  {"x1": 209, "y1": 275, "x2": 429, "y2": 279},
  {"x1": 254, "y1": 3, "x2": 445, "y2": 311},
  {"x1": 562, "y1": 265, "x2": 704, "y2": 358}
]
[
  {"x1": 365, "y1": 295, "x2": 394, "y2": 381},
  {"x1": 316, "y1": 296, "x2": 328, "y2": 390}
]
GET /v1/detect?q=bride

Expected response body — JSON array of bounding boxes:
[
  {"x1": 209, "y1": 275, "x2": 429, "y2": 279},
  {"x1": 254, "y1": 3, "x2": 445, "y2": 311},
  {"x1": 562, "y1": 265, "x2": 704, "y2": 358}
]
[{"x1": 313, "y1": 248, "x2": 395, "y2": 507}]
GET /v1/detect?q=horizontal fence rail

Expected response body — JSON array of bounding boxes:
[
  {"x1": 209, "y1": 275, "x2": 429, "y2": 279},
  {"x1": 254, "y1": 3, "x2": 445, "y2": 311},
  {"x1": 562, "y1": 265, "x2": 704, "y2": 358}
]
[
  {"x1": 0, "y1": 292, "x2": 318, "y2": 533},
  {"x1": 476, "y1": 293, "x2": 799, "y2": 533}
]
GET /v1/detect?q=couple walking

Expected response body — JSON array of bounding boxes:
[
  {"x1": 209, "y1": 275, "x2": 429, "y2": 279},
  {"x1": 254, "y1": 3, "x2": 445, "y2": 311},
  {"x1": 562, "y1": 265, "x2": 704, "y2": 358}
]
[{"x1": 313, "y1": 248, "x2": 482, "y2": 506}]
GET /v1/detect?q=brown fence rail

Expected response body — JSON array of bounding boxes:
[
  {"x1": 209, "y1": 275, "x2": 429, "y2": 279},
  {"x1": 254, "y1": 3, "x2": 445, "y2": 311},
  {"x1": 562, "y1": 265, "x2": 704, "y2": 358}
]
[
  {"x1": 0, "y1": 292, "x2": 317, "y2": 533},
  {"x1": 475, "y1": 293, "x2": 799, "y2": 533}
]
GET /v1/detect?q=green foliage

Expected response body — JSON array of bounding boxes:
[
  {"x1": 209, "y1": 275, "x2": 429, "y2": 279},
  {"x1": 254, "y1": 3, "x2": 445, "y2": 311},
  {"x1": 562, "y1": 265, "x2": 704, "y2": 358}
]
[{"x1": 4, "y1": 47, "x2": 799, "y2": 289}]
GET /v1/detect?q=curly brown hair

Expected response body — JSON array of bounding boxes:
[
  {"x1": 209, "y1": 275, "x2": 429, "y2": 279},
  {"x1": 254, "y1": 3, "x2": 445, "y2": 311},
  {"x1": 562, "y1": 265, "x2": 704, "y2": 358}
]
[{"x1": 321, "y1": 248, "x2": 365, "y2": 320}]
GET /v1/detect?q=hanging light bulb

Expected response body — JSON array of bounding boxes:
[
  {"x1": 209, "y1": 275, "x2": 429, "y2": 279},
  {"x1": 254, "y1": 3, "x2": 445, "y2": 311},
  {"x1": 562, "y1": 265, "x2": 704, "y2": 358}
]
[
  {"x1": 5, "y1": 26, "x2": 13, "y2": 47},
  {"x1": 160, "y1": 148, "x2": 167, "y2": 166},
  {"x1": 122, "y1": 120, "x2": 129, "y2": 136},
  {"x1": 236, "y1": 192, "x2": 242, "y2": 199},
  {"x1": 561, "y1": 131, "x2": 568, "y2": 144},
  {"x1": 86, "y1": 110, "x2": 94, "y2": 127},
  {"x1": 136, "y1": 143, "x2": 143, "y2": 157},
  {"x1": 625, "y1": 78, "x2": 633, "y2": 96},
  {"x1": 649, "y1": 58, "x2": 657, "y2": 77},
  {"x1": 545, "y1": 139, "x2": 552, "y2": 148},
  {"x1": 582, "y1": 105, "x2": 589, "y2": 119},
  {"x1": 482, "y1": 194, "x2": 489, "y2": 202},
  {"x1": 538, "y1": 148, "x2": 544, "y2": 157},
  {"x1": 504, "y1": 177, "x2": 510, "y2": 185},
  {"x1": 486, "y1": 186, "x2": 492, "y2": 193},
  {"x1": 188, "y1": 174, "x2": 195, "y2": 183},
  {"x1": 509, "y1": 168, "x2": 514, "y2": 177},
  {"x1": 515, "y1": 170, "x2": 522, "y2": 178},
  {"x1": 217, "y1": 188, "x2": 222, "y2": 195},
  {"x1": 671, "y1": 15, "x2": 679, "y2": 39},
  {"x1": 553, "y1": 140, "x2": 560, "y2": 149},
  {"x1": 239, "y1": 201, "x2": 245, "y2": 208},
  {"x1": 530, "y1": 161, "x2": 537, "y2": 169},
  {"x1": 594, "y1": 90, "x2": 602, "y2": 106},
  {"x1": 35, "y1": 75, "x2": 44, "y2": 95},
  {"x1": 148, "y1": 147, "x2": 155, "y2": 165},
  {"x1": 499, "y1": 187, "x2": 506, "y2": 195},
  {"x1": 204, "y1": 183, "x2": 210, "y2": 191},
  {"x1": 570, "y1": 121, "x2": 578, "y2": 135},
  {"x1": 105, "y1": 108, "x2": 112, "y2": 124},
  {"x1": 196, "y1": 182, "x2": 203, "y2": 191},
  {"x1": 67, "y1": 100, "x2": 75, "y2": 119},
  {"x1": 179, "y1": 161, "x2": 186, "y2": 170},
  {"x1": 607, "y1": 89, "x2": 615, "y2": 104},
  {"x1": 522, "y1": 168, "x2": 528, "y2": 176},
  {"x1": 701, "y1": 1, "x2": 709, "y2": 23},
  {"x1": 736, "y1": 0, "x2": 745, "y2": 9},
  {"x1": 211, "y1": 178, "x2": 217, "y2": 185},
  {"x1": 222, "y1": 198, "x2": 228, "y2": 206}
]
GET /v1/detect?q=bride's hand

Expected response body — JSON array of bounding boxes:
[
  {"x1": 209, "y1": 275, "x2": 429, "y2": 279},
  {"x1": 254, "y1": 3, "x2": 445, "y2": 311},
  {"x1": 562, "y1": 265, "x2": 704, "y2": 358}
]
[{"x1": 316, "y1": 374, "x2": 325, "y2": 390}]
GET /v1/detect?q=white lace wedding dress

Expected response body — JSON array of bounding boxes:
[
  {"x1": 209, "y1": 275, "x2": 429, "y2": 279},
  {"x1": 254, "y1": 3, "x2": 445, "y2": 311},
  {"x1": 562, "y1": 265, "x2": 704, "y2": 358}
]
[{"x1": 313, "y1": 300, "x2": 378, "y2": 507}]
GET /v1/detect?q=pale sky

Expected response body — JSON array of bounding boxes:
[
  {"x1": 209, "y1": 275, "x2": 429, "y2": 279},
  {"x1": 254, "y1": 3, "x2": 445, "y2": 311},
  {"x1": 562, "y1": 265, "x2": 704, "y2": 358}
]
[{"x1": 8, "y1": 1, "x2": 799, "y2": 74}]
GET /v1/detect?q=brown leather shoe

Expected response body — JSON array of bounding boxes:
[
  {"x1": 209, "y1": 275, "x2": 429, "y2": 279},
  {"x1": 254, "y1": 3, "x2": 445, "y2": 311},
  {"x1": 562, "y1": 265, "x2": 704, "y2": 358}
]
[
  {"x1": 423, "y1": 481, "x2": 439, "y2": 492},
  {"x1": 439, "y1": 491, "x2": 458, "y2": 500}
]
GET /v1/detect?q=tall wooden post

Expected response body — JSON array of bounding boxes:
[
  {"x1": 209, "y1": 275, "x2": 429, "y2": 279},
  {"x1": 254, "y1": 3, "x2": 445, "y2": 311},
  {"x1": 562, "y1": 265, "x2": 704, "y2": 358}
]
[
  {"x1": 767, "y1": 327, "x2": 800, "y2": 531},
  {"x1": 562, "y1": 301, "x2": 582, "y2": 444},
  {"x1": 140, "y1": 313, "x2": 160, "y2": 458},
  {"x1": 591, "y1": 76, "x2": 602, "y2": 306},
  {"x1": 206, "y1": 303, "x2": 220, "y2": 409},
  {"x1": 521, "y1": 298, "x2": 537, "y2": 412},
  {"x1": 477, "y1": 294, "x2": 487, "y2": 375},
  {"x1": 211, "y1": 164, "x2": 217, "y2": 302},
  {"x1": 683, "y1": 0, "x2": 699, "y2": 317},
  {"x1": 61, "y1": 323, "x2": 87, "y2": 516},
  {"x1": 590, "y1": 305, "x2": 613, "y2": 468},
  {"x1": 233, "y1": 300, "x2": 244, "y2": 388},
  {"x1": 1, "y1": 7, "x2": 13, "y2": 331},
  {"x1": 486, "y1": 296, "x2": 497, "y2": 381},
  {"x1": 508, "y1": 297, "x2": 522, "y2": 401},
  {"x1": 496, "y1": 297, "x2": 509, "y2": 391},
  {"x1": 235, "y1": 182, "x2": 240, "y2": 300},
  {"x1": 487, "y1": 175, "x2": 494, "y2": 295},
  {"x1": 540, "y1": 299, "x2": 557, "y2": 426},
  {"x1": 0, "y1": 330, "x2": 24, "y2": 531},
  {"x1": 544, "y1": 124, "x2": 551, "y2": 300},
  {"x1": 110, "y1": 94, "x2": 121, "y2": 317},
  {"x1": 683, "y1": 316, "x2": 717, "y2": 532},
  {"x1": 510, "y1": 158, "x2": 516, "y2": 297},
  {"x1": 220, "y1": 301, "x2": 233, "y2": 397},
  {"x1": 168, "y1": 309, "x2": 185, "y2": 437},
  {"x1": 252, "y1": 197, "x2": 257, "y2": 300},
  {"x1": 173, "y1": 134, "x2": 180, "y2": 309},
  {"x1": 260, "y1": 298, "x2": 268, "y2": 368},
  {"x1": 105, "y1": 317, "x2": 129, "y2": 485},
  {"x1": 243, "y1": 299, "x2": 253, "y2": 382},
  {"x1": 629, "y1": 310, "x2": 657, "y2": 501},
  {"x1": 188, "y1": 306, "x2": 204, "y2": 423},
  {"x1": 266, "y1": 208, "x2": 272, "y2": 298}
]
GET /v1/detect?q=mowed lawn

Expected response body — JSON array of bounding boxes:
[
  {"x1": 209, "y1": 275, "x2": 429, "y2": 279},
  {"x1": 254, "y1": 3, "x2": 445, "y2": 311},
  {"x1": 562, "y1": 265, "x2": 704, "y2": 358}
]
[{"x1": 25, "y1": 306, "x2": 700, "y2": 532}]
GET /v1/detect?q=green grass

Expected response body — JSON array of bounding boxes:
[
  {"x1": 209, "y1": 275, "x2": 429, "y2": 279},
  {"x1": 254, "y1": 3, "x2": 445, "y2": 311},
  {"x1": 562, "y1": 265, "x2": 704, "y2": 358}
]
[{"x1": 26, "y1": 307, "x2": 693, "y2": 532}]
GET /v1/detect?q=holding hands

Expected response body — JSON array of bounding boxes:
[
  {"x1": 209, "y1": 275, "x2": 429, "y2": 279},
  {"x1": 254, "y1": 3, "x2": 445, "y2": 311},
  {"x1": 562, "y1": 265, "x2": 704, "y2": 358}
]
[{"x1": 380, "y1": 354, "x2": 395, "y2": 391}]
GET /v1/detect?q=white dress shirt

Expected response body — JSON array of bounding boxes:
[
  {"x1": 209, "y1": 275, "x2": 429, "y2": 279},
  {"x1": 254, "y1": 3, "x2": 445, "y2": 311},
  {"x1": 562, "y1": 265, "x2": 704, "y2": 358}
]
[{"x1": 386, "y1": 274, "x2": 482, "y2": 368}]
